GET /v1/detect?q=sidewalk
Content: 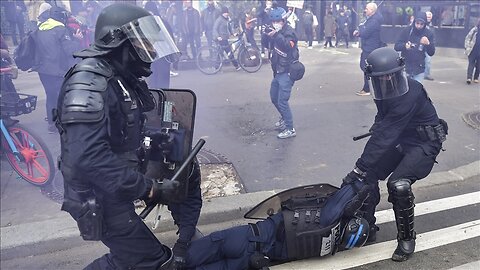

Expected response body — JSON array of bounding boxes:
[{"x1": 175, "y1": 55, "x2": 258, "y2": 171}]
[{"x1": 1, "y1": 160, "x2": 478, "y2": 260}]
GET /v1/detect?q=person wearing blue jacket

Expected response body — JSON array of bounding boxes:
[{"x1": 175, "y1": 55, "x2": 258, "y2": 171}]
[
  {"x1": 353, "y1": 2, "x2": 384, "y2": 96},
  {"x1": 394, "y1": 12, "x2": 435, "y2": 83}
]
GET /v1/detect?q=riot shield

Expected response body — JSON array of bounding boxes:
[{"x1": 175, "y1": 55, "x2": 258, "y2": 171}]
[
  {"x1": 143, "y1": 88, "x2": 197, "y2": 203},
  {"x1": 244, "y1": 183, "x2": 339, "y2": 220}
]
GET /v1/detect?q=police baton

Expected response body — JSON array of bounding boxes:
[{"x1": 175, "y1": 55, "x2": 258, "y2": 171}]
[
  {"x1": 353, "y1": 132, "x2": 372, "y2": 141},
  {"x1": 139, "y1": 139, "x2": 206, "y2": 219}
]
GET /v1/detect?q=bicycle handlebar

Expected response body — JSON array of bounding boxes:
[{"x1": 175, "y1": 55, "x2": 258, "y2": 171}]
[{"x1": 0, "y1": 67, "x2": 13, "y2": 73}]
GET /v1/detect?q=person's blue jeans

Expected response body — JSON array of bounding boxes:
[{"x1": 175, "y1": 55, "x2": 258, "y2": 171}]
[
  {"x1": 408, "y1": 72, "x2": 424, "y2": 83},
  {"x1": 270, "y1": 72, "x2": 294, "y2": 129},
  {"x1": 424, "y1": 53, "x2": 432, "y2": 77}
]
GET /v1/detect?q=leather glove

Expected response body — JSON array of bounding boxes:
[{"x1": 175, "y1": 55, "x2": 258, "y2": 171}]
[
  {"x1": 344, "y1": 182, "x2": 371, "y2": 217},
  {"x1": 146, "y1": 178, "x2": 180, "y2": 205},
  {"x1": 145, "y1": 130, "x2": 175, "y2": 151},
  {"x1": 172, "y1": 241, "x2": 188, "y2": 270},
  {"x1": 341, "y1": 168, "x2": 366, "y2": 187}
]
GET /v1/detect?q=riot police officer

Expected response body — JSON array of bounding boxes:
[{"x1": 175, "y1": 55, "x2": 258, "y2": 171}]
[
  {"x1": 55, "y1": 3, "x2": 202, "y2": 269},
  {"x1": 343, "y1": 47, "x2": 447, "y2": 261},
  {"x1": 184, "y1": 181, "x2": 371, "y2": 269}
]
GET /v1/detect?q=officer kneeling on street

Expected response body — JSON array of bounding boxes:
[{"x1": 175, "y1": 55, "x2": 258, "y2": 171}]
[
  {"x1": 55, "y1": 3, "x2": 202, "y2": 269},
  {"x1": 343, "y1": 47, "x2": 447, "y2": 262}
]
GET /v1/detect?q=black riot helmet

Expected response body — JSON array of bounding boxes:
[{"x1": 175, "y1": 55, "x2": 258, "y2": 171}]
[
  {"x1": 76, "y1": 3, "x2": 180, "y2": 64},
  {"x1": 338, "y1": 216, "x2": 369, "y2": 250},
  {"x1": 365, "y1": 47, "x2": 409, "y2": 100}
]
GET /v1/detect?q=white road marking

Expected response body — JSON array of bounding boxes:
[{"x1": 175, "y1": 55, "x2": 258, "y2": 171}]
[
  {"x1": 272, "y1": 220, "x2": 480, "y2": 269},
  {"x1": 375, "y1": 191, "x2": 480, "y2": 224}
]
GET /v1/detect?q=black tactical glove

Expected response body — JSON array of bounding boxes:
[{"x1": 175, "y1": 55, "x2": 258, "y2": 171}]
[
  {"x1": 344, "y1": 182, "x2": 371, "y2": 217},
  {"x1": 342, "y1": 167, "x2": 375, "y2": 217},
  {"x1": 342, "y1": 168, "x2": 366, "y2": 187},
  {"x1": 172, "y1": 241, "x2": 188, "y2": 270},
  {"x1": 146, "y1": 178, "x2": 180, "y2": 205},
  {"x1": 145, "y1": 129, "x2": 175, "y2": 153}
]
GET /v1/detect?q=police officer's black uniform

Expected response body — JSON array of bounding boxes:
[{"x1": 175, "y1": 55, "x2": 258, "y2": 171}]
[
  {"x1": 55, "y1": 4, "x2": 202, "y2": 269},
  {"x1": 184, "y1": 182, "x2": 371, "y2": 269},
  {"x1": 343, "y1": 47, "x2": 447, "y2": 262}
]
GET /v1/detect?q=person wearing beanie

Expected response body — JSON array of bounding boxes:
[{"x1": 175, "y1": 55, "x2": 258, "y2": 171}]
[
  {"x1": 394, "y1": 11, "x2": 435, "y2": 83},
  {"x1": 212, "y1": 5, "x2": 241, "y2": 70},
  {"x1": 201, "y1": 0, "x2": 220, "y2": 47},
  {"x1": 36, "y1": 3, "x2": 52, "y2": 25}
]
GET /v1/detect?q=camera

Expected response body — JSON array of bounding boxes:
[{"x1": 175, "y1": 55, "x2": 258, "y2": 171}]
[{"x1": 262, "y1": 24, "x2": 274, "y2": 34}]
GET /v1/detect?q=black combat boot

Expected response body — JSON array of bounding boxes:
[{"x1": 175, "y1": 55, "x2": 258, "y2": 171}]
[
  {"x1": 366, "y1": 224, "x2": 380, "y2": 244},
  {"x1": 388, "y1": 179, "x2": 416, "y2": 262},
  {"x1": 391, "y1": 202, "x2": 416, "y2": 261}
]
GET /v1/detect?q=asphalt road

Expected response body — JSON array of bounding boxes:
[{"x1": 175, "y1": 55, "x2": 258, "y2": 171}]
[
  {"x1": 7, "y1": 44, "x2": 479, "y2": 193},
  {"x1": 1, "y1": 43, "x2": 478, "y2": 269},
  {"x1": 171, "y1": 45, "x2": 480, "y2": 192}
]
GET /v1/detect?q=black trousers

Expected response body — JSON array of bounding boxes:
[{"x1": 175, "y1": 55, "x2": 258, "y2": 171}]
[
  {"x1": 8, "y1": 17, "x2": 25, "y2": 45},
  {"x1": 218, "y1": 40, "x2": 239, "y2": 68},
  {"x1": 85, "y1": 211, "x2": 170, "y2": 270},
  {"x1": 335, "y1": 29, "x2": 349, "y2": 47},
  {"x1": 362, "y1": 140, "x2": 442, "y2": 225},
  {"x1": 467, "y1": 52, "x2": 480, "y2": 80},
  {"x1": 304, "y1": 25, "x2": 313, "y2": 47},
  {"x1": 360, "y1": 51, "x2": 371, "y2": 92},
  {"x1": 38, "y1": 73, "x2": 63, "y2": 124}
]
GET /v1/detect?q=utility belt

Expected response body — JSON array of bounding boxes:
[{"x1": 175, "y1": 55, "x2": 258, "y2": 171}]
[
  {"x1": 415, "y1": 119, "x2": 448, "y2": 143},
  {"x1": 248, "y1": 223, "x2": 270, "y2": 270}
]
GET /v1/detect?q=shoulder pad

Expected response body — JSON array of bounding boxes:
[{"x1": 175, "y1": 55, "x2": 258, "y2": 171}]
[
  {"x1": 70, "y1": 58, "x2": 113, "y2": 78},
  {"x1": 60, "y1": 58, "x2": 113, "y2": 124}
]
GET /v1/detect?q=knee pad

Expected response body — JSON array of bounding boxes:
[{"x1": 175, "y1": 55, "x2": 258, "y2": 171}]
[{"x1": 387, "y1": 179, "x2": 414, "y2": 206}]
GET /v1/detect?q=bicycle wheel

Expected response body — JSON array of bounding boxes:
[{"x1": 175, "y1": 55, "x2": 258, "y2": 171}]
[
  {"x1": 196, "y1": 45, "x2": 223, "y2": 75},
  {"x1": 1, "y1": 123, "x2": 55, "y2": 186},
  {"x1": 238, "y1": 46, "x2": 262, "y2": 73}
]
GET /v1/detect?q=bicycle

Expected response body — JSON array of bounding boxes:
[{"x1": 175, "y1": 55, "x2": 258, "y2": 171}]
[
  {"x1": 0, "y1": 66, "x2": 55, "y2": 186},
  {"x1": 196, "y1": 31, "x2": 263, "y2": 75}
]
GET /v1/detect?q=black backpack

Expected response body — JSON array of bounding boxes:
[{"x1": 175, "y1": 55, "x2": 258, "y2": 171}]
[{"x1": 14, "y1": 30, "x2": 37, "y2": 71}]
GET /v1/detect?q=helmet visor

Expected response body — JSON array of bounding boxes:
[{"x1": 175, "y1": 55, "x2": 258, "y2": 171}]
[
  {"x1": 121, "y1": 15, "x2": 180, "y2": 63},
  {"x1": 369, "y1": 71, "x2": 409, "y2": 100}
]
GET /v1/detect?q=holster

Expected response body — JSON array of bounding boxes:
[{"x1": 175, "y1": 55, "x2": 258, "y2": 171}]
[
  {"x1": 76, "y1": 197, "x2": 104, "y2": 241},
  {"x1": 415, "y1": 118, "x2": 448, "y2": 143}
]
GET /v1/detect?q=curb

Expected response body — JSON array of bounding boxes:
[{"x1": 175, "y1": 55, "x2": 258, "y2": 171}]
[{"x1": 1, "y1": 161, "x2": 478, "y2": 258}]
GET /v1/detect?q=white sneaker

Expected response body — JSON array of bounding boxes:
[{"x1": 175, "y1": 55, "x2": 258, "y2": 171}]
[
  {"x1": 170, "y1": 71, "x2": 179, "y2": 77},
  {"x1": 308, "y1": 46, "x2": 313, "y2": 49},
  {"x1": 277, "y1": 128, "x2": 296, "y2": 139},
  {"x1": 261, "y1": 53, "x2": 265, "y2": 58},
  {"x1": 274, "y1": 119, "x2": 285, "y2": 130}
]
